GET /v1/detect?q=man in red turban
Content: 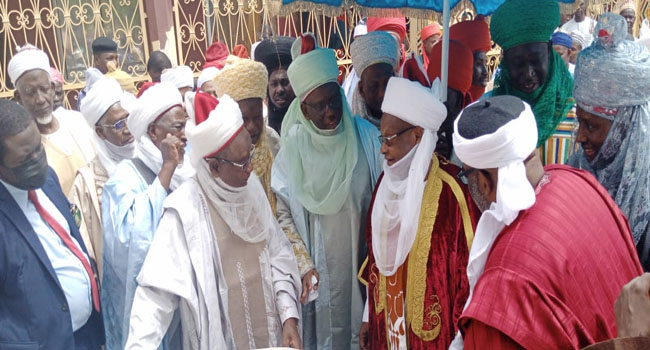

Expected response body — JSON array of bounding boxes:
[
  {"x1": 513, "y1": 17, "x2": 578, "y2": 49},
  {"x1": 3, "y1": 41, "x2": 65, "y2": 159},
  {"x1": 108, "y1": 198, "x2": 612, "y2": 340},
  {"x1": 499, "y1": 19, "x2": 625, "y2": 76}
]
[
  {"x1": 421, "y1": 23, "x2": 441, "y2": 71},
  {"x1": 449, "y1": 18, "x2": 492, "y2": 101},
  {"x1": 427, "y1": 39, "x2": 473, "y2": 159}
]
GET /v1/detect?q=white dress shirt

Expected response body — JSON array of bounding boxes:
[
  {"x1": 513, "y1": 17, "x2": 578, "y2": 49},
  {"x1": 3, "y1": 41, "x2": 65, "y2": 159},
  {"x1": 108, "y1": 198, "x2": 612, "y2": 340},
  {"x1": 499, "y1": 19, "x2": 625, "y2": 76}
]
[{"x1": 1, "y1": 179, "x2": 92, "y2": 331}]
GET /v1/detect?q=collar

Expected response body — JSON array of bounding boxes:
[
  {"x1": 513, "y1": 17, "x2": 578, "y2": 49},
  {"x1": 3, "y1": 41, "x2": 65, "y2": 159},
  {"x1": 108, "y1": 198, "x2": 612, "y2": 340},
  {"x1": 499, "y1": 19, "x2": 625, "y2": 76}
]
[{"x1": 0, "y1": 178, "x2": 28, "y2": 209}]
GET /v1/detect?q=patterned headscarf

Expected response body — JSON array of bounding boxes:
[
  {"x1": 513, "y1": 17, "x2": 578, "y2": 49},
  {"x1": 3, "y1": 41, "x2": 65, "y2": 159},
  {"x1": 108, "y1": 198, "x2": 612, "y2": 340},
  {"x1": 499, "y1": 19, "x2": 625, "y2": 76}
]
[{"x1": 569, "y1": 13, "x2": 650, "y2": 246}]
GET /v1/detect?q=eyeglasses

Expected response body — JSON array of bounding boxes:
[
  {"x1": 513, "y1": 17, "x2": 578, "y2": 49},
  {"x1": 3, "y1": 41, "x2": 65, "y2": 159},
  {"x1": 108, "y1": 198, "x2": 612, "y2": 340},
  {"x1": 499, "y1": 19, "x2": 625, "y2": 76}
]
[
  {"x1": 456, "y1": 168, "x2": 478, "y2": 185},
  {"x1": 378, "y1": 126, "x2": 416, "y2": 145},
  {"x1": 99, "y1": 117, "x2": 128, "y2": 130},
  {"x1": 302, "y1": 93, "x2": 343, "y2": 119},
  {"x1": 209, "y1": 144, "x2": 256, "y2": 169}
]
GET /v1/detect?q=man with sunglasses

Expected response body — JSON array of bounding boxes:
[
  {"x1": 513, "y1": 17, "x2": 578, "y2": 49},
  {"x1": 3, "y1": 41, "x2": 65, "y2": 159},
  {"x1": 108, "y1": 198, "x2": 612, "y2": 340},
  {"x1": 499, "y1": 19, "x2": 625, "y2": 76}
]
[
  {"x1": 68, "y1": 77, "x2": 137, "y2": 284},
  {"x1": 8, "y1": 44, "x2": 96, "y2": 196},
  {"x1": 101, "y1": 82, "x2": 194, "y2": 350},
  {"x1": 125, "y1": 95, "x2": 302, "y2": 349},
  {"x1": 271, "y1": 34, "x2": 382, "y2": 349},
  {"x1": 359, "y1": 77, "x2": 480, "y2": 350},
  {"x1": 449, "y1": 95, "x2": 642, "y2": 350}
]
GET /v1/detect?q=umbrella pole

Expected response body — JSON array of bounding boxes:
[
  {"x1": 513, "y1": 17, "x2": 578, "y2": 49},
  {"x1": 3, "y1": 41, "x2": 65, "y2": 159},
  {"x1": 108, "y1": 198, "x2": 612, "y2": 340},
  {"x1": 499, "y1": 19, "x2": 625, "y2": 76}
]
[{"x1": 441, "y1": 0, "x2": 450, "y2": 102}]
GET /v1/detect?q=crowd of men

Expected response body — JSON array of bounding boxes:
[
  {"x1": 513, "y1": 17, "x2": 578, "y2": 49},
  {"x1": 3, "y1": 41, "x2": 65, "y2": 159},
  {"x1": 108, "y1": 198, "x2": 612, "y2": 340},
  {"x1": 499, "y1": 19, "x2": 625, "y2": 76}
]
[{"x1": 2, "y1": 0, "x2": 650, "y2": 349}]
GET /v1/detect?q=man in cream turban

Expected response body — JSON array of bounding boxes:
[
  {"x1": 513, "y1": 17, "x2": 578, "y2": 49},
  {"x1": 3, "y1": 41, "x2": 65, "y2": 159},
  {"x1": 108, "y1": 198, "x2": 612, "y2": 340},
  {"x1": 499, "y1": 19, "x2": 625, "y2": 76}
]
[
  {"x1": 449, "y1": 95, "x2": 642, "y2": 349},
  {"x1": 358, "y1": 77, "x2": 479, "y2": 350},
  {"x1": 8, "y1": 44, "x2": 96, "y2": 195},
  {"x1": 213, "y1": 55, "x2": 318, "y2": 300},
  {"x1": 126, "y1": 95, "x2": 302, "y2": 349},
  {"x1": 69, "y1": 77, "x2": 136, "y2": 282},
  {"x1": 271, "y1": 34, "x2": 381, "y2": 349},
  {"x1": 101, "y1": 82, "x2": 193, "y2": 350},
  {"x1": 349, "y1": 31, "x2": 399, "y2": 129},
  {"x1": 161, "y1": 65, "x2": 194, "y2": 98}
]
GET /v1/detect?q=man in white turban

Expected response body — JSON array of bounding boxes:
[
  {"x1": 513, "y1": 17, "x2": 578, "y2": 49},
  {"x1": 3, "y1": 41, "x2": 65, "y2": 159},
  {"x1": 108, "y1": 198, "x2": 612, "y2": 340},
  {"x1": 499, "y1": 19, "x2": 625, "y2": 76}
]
[
  {"x1": 358, "y1": 77, "x2": 479, "y2": 350},
  {"x1": 9, "y1": 44, "x2": 96, "y2": 195},
  {"x1": 213, "y1": 56, "x2": 318, "y2": 301},
  {"x1": 68, "y1": 77, "x2": 136, "y2": 282},
  {"x1": 125, "y1": 94, "x2": 302, "y2": 349},
  {"x1": 271, "y1": 34, "x2": 381, "y2": 349},
  {"x1": 161, "y1": 65, "x2": 194, "y2": 98},
  {"x1": 449, "y1": 95, "x2": 642, "y2": 350},
  {"x1": 196, "y1": 66, "x2": 219, "y2": 98},
  {"x1": 101, "y1": 82, "x2": 193, "y2": 349}
]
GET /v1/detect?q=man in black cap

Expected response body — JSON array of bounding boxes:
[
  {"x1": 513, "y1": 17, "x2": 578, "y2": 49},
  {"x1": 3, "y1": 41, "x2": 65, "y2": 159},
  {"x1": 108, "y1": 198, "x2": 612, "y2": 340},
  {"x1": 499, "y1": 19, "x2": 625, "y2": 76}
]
[
  {"x1": 254, "y1": 36, "x2": 295, "y2": 133},
  {"x1": 91, "y1": 36, "x2": 119, "y2": 74}
]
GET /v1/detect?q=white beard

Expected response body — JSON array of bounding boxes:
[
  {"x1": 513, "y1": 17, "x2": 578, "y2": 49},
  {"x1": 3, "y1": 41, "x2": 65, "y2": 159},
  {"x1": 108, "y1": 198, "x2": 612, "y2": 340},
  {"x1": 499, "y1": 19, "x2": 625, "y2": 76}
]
[{"x1": 36, "y1": 113, "x2": 53, "y2": 125}]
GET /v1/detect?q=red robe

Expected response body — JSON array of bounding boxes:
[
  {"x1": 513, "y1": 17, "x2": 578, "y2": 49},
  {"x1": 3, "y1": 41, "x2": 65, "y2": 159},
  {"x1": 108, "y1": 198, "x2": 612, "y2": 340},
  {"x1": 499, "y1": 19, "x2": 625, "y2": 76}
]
[
  {"x1": 360, "y1": 157, "x2": 480, "y2": 349},
  {"x1": 460, "y1": 165, "x2": 644, "y2": 349}
]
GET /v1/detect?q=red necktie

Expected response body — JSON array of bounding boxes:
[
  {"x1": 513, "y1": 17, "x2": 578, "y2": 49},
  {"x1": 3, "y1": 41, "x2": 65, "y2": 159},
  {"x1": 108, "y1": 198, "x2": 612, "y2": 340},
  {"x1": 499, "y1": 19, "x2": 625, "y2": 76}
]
[{"x1": 28, "y1": 190, "x2": 100, "y2": 312}]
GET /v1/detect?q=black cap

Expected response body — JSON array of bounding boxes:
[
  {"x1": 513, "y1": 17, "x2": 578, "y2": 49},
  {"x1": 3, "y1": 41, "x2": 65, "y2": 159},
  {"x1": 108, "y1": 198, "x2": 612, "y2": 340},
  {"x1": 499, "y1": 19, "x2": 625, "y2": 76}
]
[
  {"x1": 92, "y1": 36, "x2": 118, "y2": 54},
  {"x1": 457, "y1": 95, "x2": 525, "y2": 139},
  {"x1": 254, "y1": 36, "x2": 294, "y2": 75}
]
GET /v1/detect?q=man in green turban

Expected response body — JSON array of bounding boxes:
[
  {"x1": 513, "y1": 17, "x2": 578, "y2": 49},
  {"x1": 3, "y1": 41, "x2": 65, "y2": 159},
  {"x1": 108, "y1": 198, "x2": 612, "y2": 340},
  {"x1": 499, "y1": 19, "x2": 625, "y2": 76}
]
[
  {"x1": 271, "y1": 33, "x2": 382, "y2": 349},
  {"x1": 489, "y1": 0, "x2": 576, "y2": 165}
]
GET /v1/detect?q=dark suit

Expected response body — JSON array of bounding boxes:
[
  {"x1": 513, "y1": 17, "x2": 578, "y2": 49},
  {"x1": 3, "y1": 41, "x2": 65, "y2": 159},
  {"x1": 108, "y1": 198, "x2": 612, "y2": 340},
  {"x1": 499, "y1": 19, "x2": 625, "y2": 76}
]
[{"x1": 0, "y1": 168, "x2": 104, "y2": 349}]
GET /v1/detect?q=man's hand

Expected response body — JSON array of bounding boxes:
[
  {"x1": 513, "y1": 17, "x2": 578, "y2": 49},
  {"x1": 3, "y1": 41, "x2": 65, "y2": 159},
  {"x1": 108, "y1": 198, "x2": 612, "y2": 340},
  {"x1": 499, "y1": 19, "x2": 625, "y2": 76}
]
[
  {"x1": 160, "y1": 133, "x2": 184, "y2": 167},
  {"x1": 158, "y1": 133, "x2": 185, "y2": 190},
  {"x1": 282, "y1": 318, "x2": 302, "y2": 349},
  {"x1": 359, "y1": 322, "x2": 369, "y2": 350},
  {"x1": 301, "y1": 269, "x2": 319, "y2": 304},
  {"x1": 615, "y1": 273, "x2": 650, "y2": 338}
]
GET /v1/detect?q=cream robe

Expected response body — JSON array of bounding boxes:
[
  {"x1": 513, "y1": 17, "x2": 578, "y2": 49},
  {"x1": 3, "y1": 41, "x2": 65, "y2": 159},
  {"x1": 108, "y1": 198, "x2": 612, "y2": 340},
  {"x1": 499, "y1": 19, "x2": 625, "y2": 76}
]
[
  {"x1": 68, "y1": 157, "x2": 107, "y2": 281},
  {"x1": 125, "y1": 177, "x2": 301, "y2": 350}
]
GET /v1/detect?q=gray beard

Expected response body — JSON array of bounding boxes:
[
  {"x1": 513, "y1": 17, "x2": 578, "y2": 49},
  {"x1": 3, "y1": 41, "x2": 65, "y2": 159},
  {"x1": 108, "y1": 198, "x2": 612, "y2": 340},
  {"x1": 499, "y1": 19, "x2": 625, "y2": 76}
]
[
  {"x1": 36, "y1": 113, "x2": 53, "y2": 125},
  {"x1": 468, "y1": 177, "x2": 492, "y2": 213}
]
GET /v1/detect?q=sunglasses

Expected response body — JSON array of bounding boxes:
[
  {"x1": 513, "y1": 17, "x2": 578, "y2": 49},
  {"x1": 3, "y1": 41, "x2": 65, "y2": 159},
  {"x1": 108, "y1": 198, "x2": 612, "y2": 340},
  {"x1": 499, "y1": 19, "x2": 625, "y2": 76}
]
[{"x1": 99, "y1": 117, "x2": 128, "y2": 130}]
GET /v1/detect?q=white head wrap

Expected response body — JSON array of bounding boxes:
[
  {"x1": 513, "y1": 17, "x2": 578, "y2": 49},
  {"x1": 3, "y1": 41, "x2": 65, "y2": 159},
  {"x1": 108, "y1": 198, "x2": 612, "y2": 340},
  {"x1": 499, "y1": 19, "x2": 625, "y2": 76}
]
[
  {"x1": 188, "y1": 94, "x2": 274, "y2": 243},
  {"x1": 81, "y1": 77, "x2": 123, "y2": 127},
  {"x1": 128, "y1": 82, "x2": 183, "y2": 140},
  {"x1": 186, "y1": 94, "x2": 244, "y2": 162},
  {"x1": 161, "y1": 65, "x2": 194, "y2": 89},
  {"x1": 350, "y1": 31, "x2": 399, "y2": 77},
  {"x1": 371, "y1": 77, "x2": 447, "y2": 276},
  {"x1": 197, "y1": 66, "x2": 219, "y2": 90},
  {"x1": 570, "y1": 30, "x2": 587, "y2": 49},
  {"x1": 8, "y1": 44, "x2": 51, "y2": 86},
  {"x1": 354, "y1": 23, "x2": 368, "y2": 37},
  {"x1": 449, "y1": 95, "x2": 538, "y2": 350},
  {"x1": 81, "y1": 77, "x2": 136, "y2": 174}
]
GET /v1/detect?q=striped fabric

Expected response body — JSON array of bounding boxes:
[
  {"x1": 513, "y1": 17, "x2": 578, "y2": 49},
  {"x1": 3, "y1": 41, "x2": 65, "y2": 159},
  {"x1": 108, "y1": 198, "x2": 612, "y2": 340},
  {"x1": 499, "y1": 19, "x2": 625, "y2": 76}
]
[{"x1": 539, "y1": 105, "x2": 578, "y2": 165}]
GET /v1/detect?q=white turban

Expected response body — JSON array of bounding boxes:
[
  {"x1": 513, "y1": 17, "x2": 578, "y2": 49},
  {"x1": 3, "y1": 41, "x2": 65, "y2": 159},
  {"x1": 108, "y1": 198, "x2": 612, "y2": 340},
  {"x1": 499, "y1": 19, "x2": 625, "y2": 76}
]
[
  {"x1": 197, "y1": 66, "x2": 219, "y2": 90},
  {"x1": 161, "y1": 65, "x2": 194, "y2": 89},
  {"x1": 449, "y1": 95, "x2": 538, "y2": 350},
  {"x1": 187, "y1": 94, "x2": 244, "y2": 161},
  {"x1": 371, "y1": 77, "x2": 447, "y2": 276},
  {"x1": 8, "y1": 44, "x2": 51, "y2": 86},
  {"x1": 381, "y1": 77, "x2": 447, "y2": 131},
  {"x1": 128, "y1": 82, "x2": 183, "y2": 140},
  {"x1": 570, "y1": 30, "x2": 588, "y2": 49},
  {"x1": 80, "y1": 77, "x2": 123, "y2": 127}
]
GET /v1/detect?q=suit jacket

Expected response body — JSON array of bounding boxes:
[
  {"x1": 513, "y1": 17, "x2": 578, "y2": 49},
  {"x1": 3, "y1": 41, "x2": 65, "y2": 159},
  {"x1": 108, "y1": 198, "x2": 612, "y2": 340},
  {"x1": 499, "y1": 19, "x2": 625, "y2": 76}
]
[{"x1": 0, "y1": 168, "x2": 104, "y2": 350}]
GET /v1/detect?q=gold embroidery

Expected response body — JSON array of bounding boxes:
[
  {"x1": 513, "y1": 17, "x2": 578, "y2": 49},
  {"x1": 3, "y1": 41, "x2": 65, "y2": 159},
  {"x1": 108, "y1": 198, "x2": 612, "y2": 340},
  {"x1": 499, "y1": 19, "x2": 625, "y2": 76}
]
[
  {"x1": 252, "y1": 127, "x2": 276, "y2": 214},
  {"x1": 438, "y1": 170, "x2": 475, "y2": 250},
  {"x1": 358, "y1": 257, "x2": 369, "y2": 287},
  {"x1": 405, "y1": 157, "x2": 443, "y2": 341}
]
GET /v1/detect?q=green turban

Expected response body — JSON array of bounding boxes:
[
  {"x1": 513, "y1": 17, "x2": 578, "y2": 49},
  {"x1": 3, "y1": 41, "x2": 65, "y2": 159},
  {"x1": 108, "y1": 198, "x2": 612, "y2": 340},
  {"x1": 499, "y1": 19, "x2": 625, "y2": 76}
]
[{"x1": 490, "y1": 0, "x2": 560, "y2": 51}]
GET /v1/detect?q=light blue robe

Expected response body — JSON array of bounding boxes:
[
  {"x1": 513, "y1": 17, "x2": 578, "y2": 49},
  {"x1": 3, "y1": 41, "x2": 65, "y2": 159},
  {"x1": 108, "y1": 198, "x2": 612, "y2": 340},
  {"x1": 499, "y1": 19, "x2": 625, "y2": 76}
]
[
  {"x1": 101, "y1": 159, "x2": 175, "y2": 350},
  {"x1": 272, "y1": 115, "x2": 381, "y2": 350}
]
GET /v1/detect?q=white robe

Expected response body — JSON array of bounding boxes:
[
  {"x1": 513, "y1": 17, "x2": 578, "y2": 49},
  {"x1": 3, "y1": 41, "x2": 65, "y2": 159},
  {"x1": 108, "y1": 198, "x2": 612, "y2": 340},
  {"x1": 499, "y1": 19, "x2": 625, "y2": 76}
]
[{"x1": 125, "y1": 178, "x2": 301, "y2": 350}]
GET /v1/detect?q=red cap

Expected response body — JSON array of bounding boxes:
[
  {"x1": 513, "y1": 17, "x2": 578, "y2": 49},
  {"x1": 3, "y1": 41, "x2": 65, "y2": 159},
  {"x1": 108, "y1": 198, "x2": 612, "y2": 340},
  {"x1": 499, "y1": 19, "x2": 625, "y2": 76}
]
[
  {"x1": 232, "y1": 44, "x2": 249, "y2": 59},
  {"x1": 420, "y1": 24, "x2": 441, "y2": 41},
  {"x1": 449, "y1": 19, "x2": 492, "y2": 53},
  {"x1": 193, "y1": 91, "x2": 219, "y2": 125},
  {"x1": 427, "y1": 39, "x2": 473, "y2": 95},
  {"x1": 204, "y1": 41, "x2": 229, "y2": 69},
  {"x1": 366, "y1": 17, "x2": 407, "y2": 42}
]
